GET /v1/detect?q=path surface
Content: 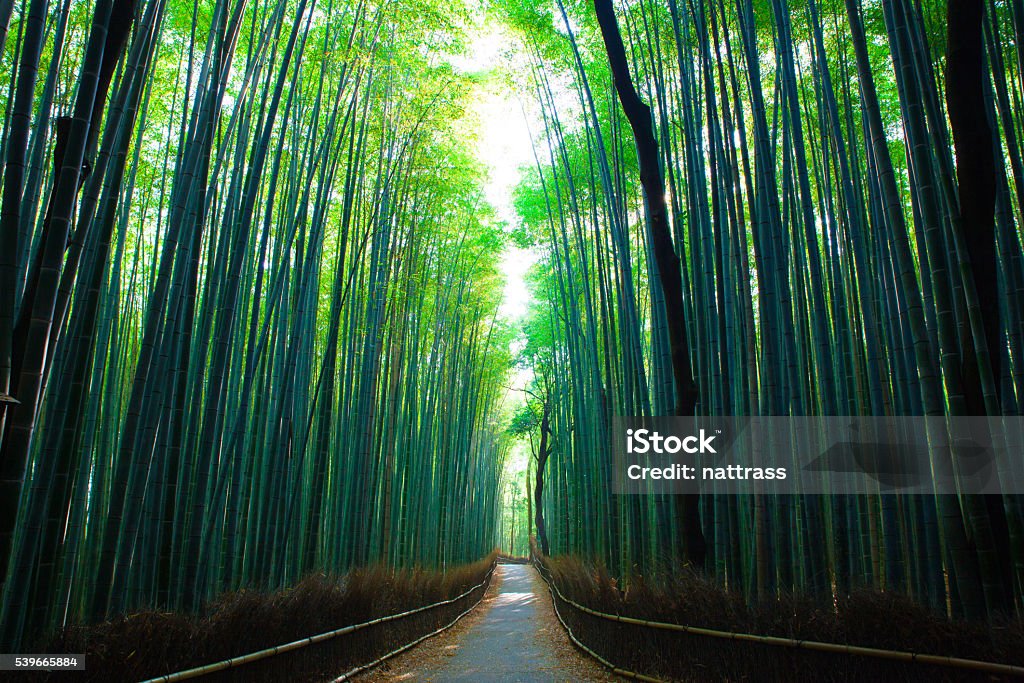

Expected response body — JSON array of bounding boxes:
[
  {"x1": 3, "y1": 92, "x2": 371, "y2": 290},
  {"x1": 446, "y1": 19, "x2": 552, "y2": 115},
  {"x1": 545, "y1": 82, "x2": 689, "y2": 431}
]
[{"x1": 358, "y1": 563, "x2": 621, "y2": 682}]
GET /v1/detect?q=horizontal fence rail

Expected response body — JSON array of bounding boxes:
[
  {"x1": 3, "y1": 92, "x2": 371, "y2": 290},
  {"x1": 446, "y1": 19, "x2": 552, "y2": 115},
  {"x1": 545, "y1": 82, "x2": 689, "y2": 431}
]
[
  {"x1": 140, "y1": 561, "x2": 497, "y2": 683},
  {"x1": 329, "y1": 576, "x2": 492, "y2": 683},
  {"x1": 532, "y1": 558, "x2": 1024, "y2": 681}
]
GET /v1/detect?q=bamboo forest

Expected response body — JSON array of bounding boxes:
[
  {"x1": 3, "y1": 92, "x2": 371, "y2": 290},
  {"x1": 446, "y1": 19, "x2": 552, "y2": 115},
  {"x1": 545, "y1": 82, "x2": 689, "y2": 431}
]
[{"x1": 1, "y1": 0, "x2": 1024, "y2": 678}]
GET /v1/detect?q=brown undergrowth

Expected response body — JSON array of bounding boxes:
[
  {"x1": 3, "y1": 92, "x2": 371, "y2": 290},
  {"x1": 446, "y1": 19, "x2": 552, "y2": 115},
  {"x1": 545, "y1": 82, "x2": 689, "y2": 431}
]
[
  {"x1": 537, "y1": 551, "x2": 1024, "y2": 682},
  {"x1": 20, "y1": 551, "x2": 497, "y2": 683}
]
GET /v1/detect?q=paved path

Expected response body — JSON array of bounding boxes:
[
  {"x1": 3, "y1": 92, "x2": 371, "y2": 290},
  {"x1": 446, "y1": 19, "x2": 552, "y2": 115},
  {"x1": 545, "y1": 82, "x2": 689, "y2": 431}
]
[{"x1": 360, "y1": 564, "x2": 620, "y2": 682}]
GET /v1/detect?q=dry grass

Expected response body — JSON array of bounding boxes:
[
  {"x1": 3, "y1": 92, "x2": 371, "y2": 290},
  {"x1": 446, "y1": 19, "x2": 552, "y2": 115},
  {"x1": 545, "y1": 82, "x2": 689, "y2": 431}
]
[
  {"x1": 539, "y1": 552, "x2": 1024, "y2": 682},
  {"x1": 20, "y1": 551, "x2": 497, "y2": 683}
]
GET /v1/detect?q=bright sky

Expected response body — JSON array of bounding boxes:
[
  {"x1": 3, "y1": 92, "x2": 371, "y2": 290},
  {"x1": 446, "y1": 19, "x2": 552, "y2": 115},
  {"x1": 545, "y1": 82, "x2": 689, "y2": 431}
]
[
  {"x1": 449, "y1": 18, "x2": 541, "y2": 418},
  {"x1": 450, "y1": 21, "x2": 537, "y2": 322}
]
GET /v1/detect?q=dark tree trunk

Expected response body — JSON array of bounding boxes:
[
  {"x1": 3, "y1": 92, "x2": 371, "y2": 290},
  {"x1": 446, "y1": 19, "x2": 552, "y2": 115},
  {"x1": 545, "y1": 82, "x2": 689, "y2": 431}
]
[
  {"x1": 592, "y1": 0, "x2": 705, "y2": 569},
  {"x1": 946, "y1": 0, "x2": 1013, "y2": 615},
  {"x1": 526, "y1": 460, "x2": 533, "y2": 550},
  {"x1": 88, "y1": 0, "x2": 136, "y2": 157},
  {"x1": 7, "y1": 0, "x2": 135, "y2": 412},
  {"x1": 947, "y1": 0, "x2": 999, "y2": 401},
  {"x1": 534, "y1": 401, "x2": 551, "y2": 557}
]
